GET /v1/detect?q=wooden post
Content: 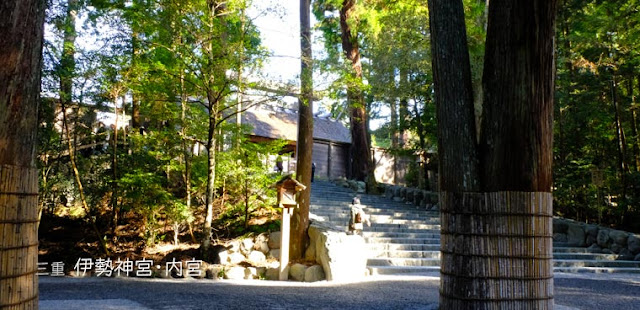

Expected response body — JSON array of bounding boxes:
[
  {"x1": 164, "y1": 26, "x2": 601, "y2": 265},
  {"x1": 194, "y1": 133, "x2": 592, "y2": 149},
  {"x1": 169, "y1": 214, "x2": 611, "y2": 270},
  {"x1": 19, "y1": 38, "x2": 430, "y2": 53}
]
[{"x1": 279, "y1": 206, "x2": 294, "y2": 280}]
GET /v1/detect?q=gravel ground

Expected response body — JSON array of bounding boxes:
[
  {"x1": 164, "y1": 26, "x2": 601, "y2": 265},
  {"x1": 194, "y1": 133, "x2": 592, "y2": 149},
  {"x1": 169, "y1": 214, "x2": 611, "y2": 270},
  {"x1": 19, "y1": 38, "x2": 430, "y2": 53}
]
[{"x1": 39, "y1": 273, "x2": 640, "y2": 310}]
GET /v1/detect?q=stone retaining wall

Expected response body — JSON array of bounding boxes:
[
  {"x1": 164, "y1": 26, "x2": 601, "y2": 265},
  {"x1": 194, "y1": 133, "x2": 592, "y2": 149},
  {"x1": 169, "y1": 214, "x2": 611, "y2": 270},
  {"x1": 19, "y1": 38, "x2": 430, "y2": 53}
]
[
  {"x1": 553, "y1": 218, "x2": 640, "y2": 261},
  {"x1": 379, "y1": 183, "x2": 440, "y2": 211}
]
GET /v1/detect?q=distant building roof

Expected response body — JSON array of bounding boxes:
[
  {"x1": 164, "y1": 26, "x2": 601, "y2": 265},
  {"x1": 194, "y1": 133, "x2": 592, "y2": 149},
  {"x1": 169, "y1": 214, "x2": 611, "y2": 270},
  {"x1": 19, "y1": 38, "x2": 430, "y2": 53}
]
[{"x1": 242, "y1": 108, "x2": 351, "y2": 144}]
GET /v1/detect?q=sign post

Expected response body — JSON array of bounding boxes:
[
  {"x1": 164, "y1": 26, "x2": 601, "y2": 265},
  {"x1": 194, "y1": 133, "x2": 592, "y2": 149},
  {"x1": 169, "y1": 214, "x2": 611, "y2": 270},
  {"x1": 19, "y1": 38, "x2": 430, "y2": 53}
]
[{"x1": 275, "y1": 176, "x2": 306, "y2": 281}]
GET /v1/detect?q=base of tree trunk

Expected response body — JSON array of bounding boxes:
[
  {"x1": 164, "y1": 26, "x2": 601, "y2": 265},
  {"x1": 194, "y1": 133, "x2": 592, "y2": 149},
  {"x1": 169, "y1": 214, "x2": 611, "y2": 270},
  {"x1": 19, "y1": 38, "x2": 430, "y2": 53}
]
[
  {"x1": 439, "y1": 191, "x2": 554, "y2": 309},
  {"x1": 0, "y1": 165, "x2": 39, "y2": 309}
]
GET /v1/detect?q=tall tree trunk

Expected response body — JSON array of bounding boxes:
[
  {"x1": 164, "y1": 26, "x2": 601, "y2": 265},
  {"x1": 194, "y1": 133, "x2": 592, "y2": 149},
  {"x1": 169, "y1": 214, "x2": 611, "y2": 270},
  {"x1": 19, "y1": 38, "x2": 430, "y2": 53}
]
[
  {"x1": 291, "y1": 0, "x2": 314, "y2": 261},
  {"x1": 430, "y1": 0, "x2": 557, "y2": 308},
  {"x1": 633, "y1": 76, "x2": 640, "y2": 172},
  {"x1": 390, "y1": 99, "x2": 399, "y2": 183},
  {"x1": 0, "y1": 1, "x2": 45, "y2": 308},
  {"x1": 399, "y1": 68, "x2": 409, "y2": 146},
  {"x1": 427, "y1": 0, "x2": 479, "y2": 193},
  {"x1": 111, "y1": 97, "x2": 119, "y2": 235},
  {"x1": 478, "y1": 1, "x2": 556, "y2": 308},
  {"x1": 339, "y1": 0, "x2": 375, "y2": 190},
  {"x1": 201, "y1": 0, "x2": 225, "y2": 256},
  {"x1": 202, "y1": 110, "x2": 217, "y2": 255}
]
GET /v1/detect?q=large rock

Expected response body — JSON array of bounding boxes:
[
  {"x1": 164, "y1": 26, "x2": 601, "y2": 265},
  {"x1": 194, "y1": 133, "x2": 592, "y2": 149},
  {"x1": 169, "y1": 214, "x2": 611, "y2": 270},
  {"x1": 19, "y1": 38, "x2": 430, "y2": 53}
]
[
  {"x1": 269, "y1": 249, "x2": 281, "y2": 260},
  {"x1": 229, "y1": 252, "x2": 246, "y2": 265},
  {"x1": 553, "y1": 219, "x2": 569, "y2": 234},
  {"x1": 585, "y1": 224, "x2": 599, "y2": 237},
  {"x1": 224, "y1": 267, "x2": 247, "y2": 280},
  {"x1": 597, "y1": 229, "x2": 610, "y2": 247},
  {"x1": 268, "y1": 231, "x2": 281, "y2": 249},
  {"x1": 206, "y1": 265, "x2": 224, "y2": 279},
  {"x1": 587, "y1": 244, "x2": 602, "y2": 253},
  {"x1": 610, "y1": 243, "x2": 623, "y2": 254},
  {"x1": 567, "y1": 223, "x2": 586, "y2": 247},
  {"x1": 265, "y1": 267, "x2": 280, "y2": 280},
  {"x1": 248, "y1": 251, "x2": 266, "y2": 265},
  {"x1": 413, "y1": 190, "x2": 424, "y2": 206},
  {"x1": 245, "y1": 267, "x2": 265, "y2": 279},
  {"x1": 585, "y1": 225, "x2": 598, "y2": 246},
  {"x1": 405, "y1": 189, "x2": 415, "y2": 204},
  {"x1": 241, "y1": 238, "x2": 255, "y2": 255},
  {"x1": 289, "y1": 263, "x2": 307, "y2": 281},
  {"x1": 254, "y1": 233, "x2": 270, "y2": 254},
  {"x1": 553, "y1": 233, "x2": 568, "y2": 243},
  {"x1": 628, "y1": 235, "x2": 640, "y2": 254},
  {"x1": 400, "y1": 187, "x2": 408, "y2": 200},
  {"x1": 218, "y1": 251, "x2": 229, "y2": 264},
  {"x1": 617, "y1": 248, "x2": 635, "y2": 261},
  {"x1": 228, "y1": 240, "x2": 241, "y2": 253},
  {"x1": 609, "y1": 230, "x2": 629, "y2": 246},
  {"x1": 305, "y1": 265, "x2": 326, "y2": 282},
  {"x1": 356, "y1": 181, "x2": 366, "y2": 193},
  {"x1": 307, "y1": 221, "x2": 368, "y2": 282}
]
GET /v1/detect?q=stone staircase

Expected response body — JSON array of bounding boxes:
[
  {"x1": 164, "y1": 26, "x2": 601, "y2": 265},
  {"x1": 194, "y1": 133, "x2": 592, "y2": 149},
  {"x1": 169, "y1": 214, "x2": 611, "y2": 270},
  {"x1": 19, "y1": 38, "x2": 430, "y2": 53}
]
[{"x1": 309, "y1": 181, "x2": 640, "y2": 275}]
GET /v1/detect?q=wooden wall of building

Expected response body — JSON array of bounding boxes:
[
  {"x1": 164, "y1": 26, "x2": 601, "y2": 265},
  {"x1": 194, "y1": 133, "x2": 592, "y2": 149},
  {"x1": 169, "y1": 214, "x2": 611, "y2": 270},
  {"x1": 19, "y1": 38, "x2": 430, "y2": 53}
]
[{"x1": 312, "y1": 141, "x2": 349, "y2": 180}]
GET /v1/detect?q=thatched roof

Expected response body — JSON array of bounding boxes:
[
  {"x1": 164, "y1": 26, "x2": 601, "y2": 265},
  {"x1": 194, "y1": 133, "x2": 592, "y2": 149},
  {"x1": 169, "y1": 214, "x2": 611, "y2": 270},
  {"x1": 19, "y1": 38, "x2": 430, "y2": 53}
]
[{"x1": 242, "y1": 108, "x2": 351, "y2": 144}]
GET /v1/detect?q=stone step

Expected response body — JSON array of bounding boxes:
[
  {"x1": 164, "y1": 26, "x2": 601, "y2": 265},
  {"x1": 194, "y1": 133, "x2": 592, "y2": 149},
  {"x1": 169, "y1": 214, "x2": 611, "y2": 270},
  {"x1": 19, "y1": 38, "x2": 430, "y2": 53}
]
[
  {"x1": 366, "y1": 243, "x2": 441, "y2": 252},
  {"x1": 552, "y1": 247, "x2": 591, "y2": 253},
  {"x1": 553, "y1": 259, "x2": 640, "y2": 268},
  {"x1": 310, "y1": 209, "x2": 439, "y2": 219},
  {"x1": 368, "y1": 266, "x2": 440, "y2": 276},
  {"x1": 368, "y1": 257, "x2": 640, "y2": 268},
  {"x1": 369, "y1": 266, "x2": 640, "y2": 275},
  {"x1": 553, "y1": 267, "x2": 640, "y2": 274},
  {"x1": 309, "y1": 200, "x2": 430, "y2": 212},
  {"x1": 363, "y1": 231, "x2": 441, "y2": 238},
  {"x1": 364, "y1": 237, "x2": 441, "y2": 245},
  {"x1": 368, "y1": 257, "x2": 441, "y2": 267},
  {"x1": 368, "y1": 250, "x2": 441, "y2": 259},
  {"x1": 366, "y1": 250, "x2": 623, "y2": 261},
  {"x1": 553, "y1": 253, "x2": 620, "y2": 260}
]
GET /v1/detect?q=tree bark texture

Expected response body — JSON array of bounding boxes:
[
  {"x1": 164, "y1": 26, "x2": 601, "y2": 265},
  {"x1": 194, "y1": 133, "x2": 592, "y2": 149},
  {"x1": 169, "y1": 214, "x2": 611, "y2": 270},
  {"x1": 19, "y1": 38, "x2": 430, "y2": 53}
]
[
  {"x1": 340, "y1": 0, "x2": 373, "y2": 183},
  {"x1": 480, "y1": 0, "x2": 556, "y2": 192},
  {"x1": 0, "y1": 0, "x2": 45, "y2": 308},
  {"x1": 427, "y1": 0, "x2": 480, "y2": 193},
  {"x1": 430, "y1": 0, "x2": 557, "y2": 308},
  {"x1": 291, "y1": 0, "x2": 314, "y2": 260}
]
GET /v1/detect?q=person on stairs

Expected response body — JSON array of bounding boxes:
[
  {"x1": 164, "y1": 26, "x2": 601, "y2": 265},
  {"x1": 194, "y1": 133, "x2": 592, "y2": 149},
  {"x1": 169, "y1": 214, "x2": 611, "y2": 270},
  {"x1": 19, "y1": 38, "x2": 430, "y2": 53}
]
[{"x1": 349, "y1": 197, "x2": 371, "y2": 235}]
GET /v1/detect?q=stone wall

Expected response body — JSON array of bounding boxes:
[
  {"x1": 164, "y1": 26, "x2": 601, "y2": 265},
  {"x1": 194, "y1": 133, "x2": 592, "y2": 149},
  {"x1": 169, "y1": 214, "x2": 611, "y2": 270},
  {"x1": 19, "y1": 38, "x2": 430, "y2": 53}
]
[
  {"x1": 553, "y1": 218, "x2": 640, "y2": 261},
  {"x1": 380, "y1": 183, "x2": 440, "y2": 211}
]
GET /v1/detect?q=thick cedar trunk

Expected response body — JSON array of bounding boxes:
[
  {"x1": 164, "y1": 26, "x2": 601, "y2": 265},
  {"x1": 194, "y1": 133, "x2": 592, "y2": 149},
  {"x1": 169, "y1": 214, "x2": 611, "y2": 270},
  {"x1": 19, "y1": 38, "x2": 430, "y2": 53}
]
[
  {"x1": 340, "y1": 0, "x2": 374, "y2": 186},
  {"x1": 480, "y1": 1, "x2": 556, "y2": 307},
  {"x1": 430, "y1": 0, "x2": 557, "y2": 308},
  {"x1": 480, "y1": 1, "x2": 556, "y2": 192},
  {"x1": 427, "y1": 0, "x2": 480, "y2": 193},
  {"x1": 0, "y1": 1, "x2": 45, "y2": 308},
  {"x1": 290, "y1": 0, "x2": 314, "y2": 260}
]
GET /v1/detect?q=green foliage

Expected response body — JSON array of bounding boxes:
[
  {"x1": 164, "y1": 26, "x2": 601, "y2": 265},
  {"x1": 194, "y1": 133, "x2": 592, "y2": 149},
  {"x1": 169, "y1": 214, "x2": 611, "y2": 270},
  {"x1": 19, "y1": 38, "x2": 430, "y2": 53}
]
[{"x1": 554, "y1": 0, "x2": 640, "y2": 231}]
